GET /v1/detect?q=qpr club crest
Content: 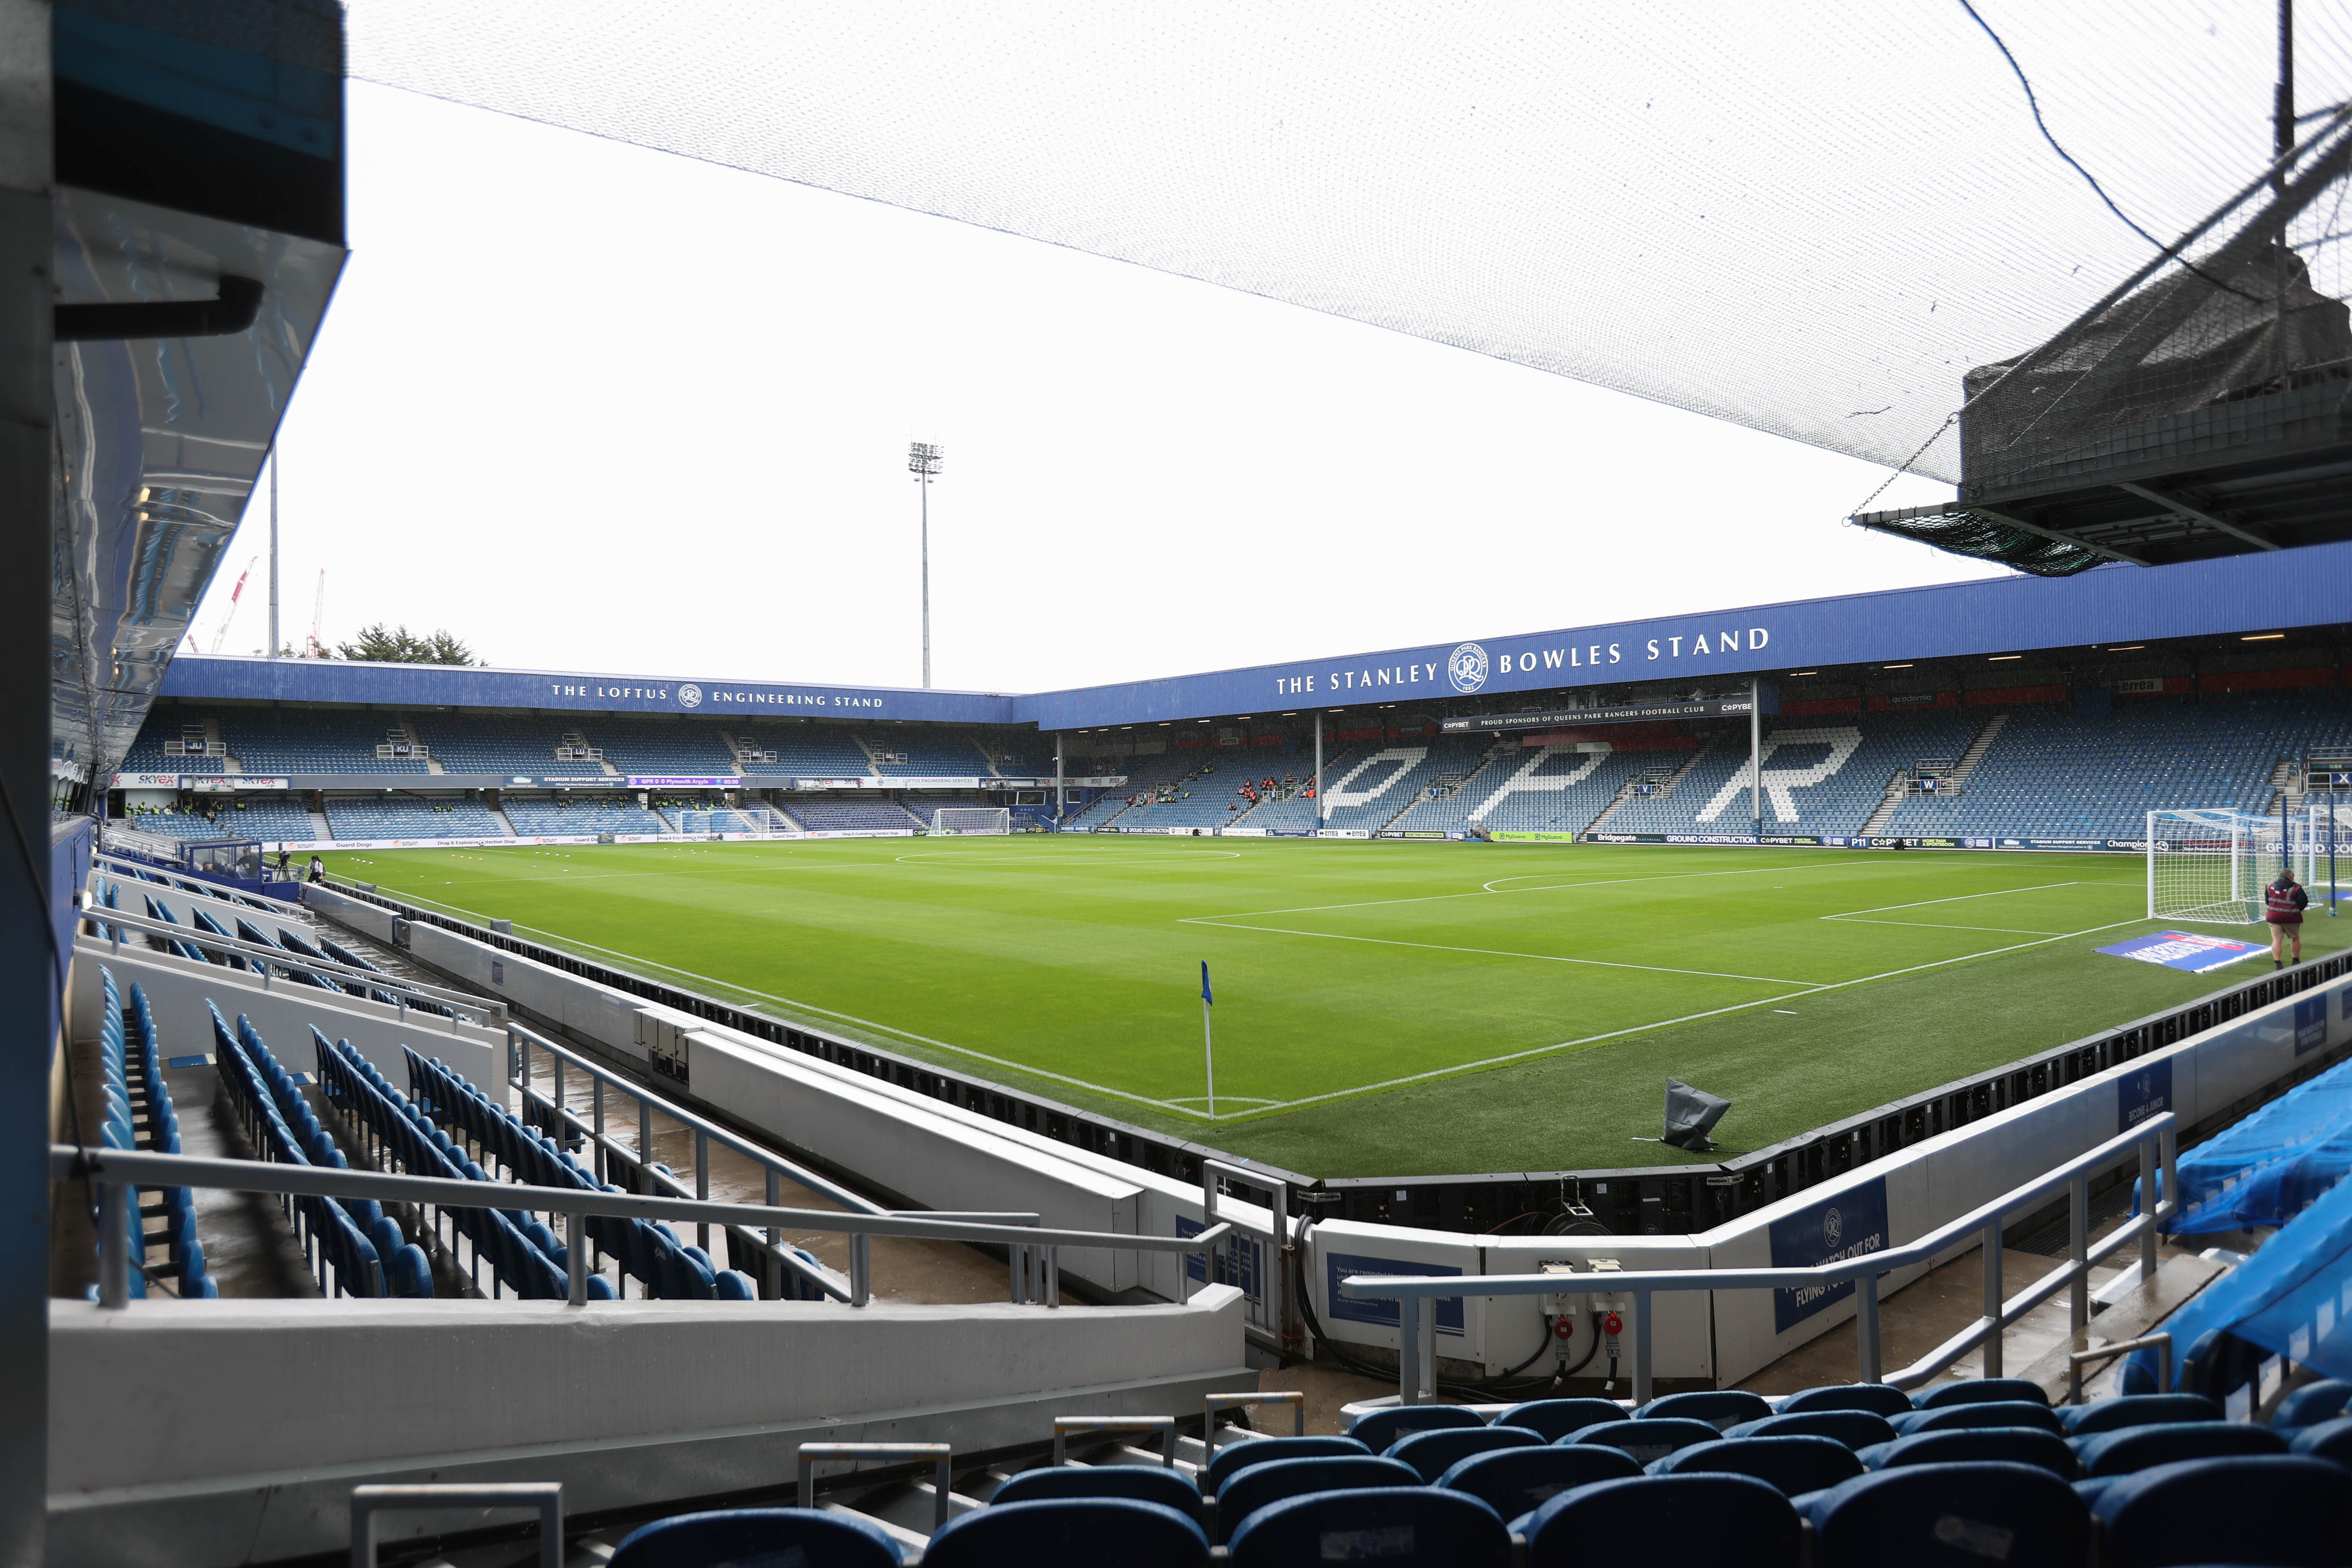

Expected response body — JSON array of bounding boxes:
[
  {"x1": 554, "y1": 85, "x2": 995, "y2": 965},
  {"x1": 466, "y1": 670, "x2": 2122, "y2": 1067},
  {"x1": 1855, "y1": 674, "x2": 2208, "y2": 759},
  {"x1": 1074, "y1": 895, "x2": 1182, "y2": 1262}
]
[
  {"x1": 1822, "y1": 1207, "x2": 1844, "y2": 1246},
  {"x1": 677, "y1": 683, "x2": 703, "y2": 709},
  {"x1": 1447, "y1": 642, "x2": 1489, "y2": 694}
]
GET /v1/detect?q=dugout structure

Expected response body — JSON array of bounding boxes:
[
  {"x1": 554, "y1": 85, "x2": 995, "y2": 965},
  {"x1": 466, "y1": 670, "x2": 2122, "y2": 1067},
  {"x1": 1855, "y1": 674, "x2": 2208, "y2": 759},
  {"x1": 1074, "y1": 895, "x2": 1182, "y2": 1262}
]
[
  {"x1": 933, "y1": 807, "x2": 1011, "y2": 836},
  {"x1": 2150, "y1": 805, "x2": 2348, "y2": 925}
]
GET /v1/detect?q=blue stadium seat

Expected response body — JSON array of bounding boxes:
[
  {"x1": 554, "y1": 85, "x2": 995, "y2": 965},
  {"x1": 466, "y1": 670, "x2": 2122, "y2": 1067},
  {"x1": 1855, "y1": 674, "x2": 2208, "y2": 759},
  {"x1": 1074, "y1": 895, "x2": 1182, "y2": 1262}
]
[
  {"x1": 1723, "y1": 1410, "x2": 1898, "y2": 1449},
  {"x1": 1200, "y1": 1436, "x2": 1369, "y2": 1494},
  {"x1": 1211, "y1": 1457, "x2": 1418, "y2": 1544},
  {"x1": 2057, "y1": 1393, "x2": 2224, "y2": 1436},
  {"x1": 2274, "y1": 1379, "x2": 2352, "y2": 1430},
  {"x1": 1804, "y1": 1462, "x2": 2086, "y2": 1568},
  {"x1": 926, "y1": 1498, "x2": 1207, "y2": 1568},
  {"x1": 1432, "y1": 1444, "x2": 1642, "y2": 1522},
  {"x1": 1226, "y1": 1487, "x2": 1508, "y2": 1568},
  {"x1": 2092, "y1": 1456, "x2": 2352, "y2": 1568},
  {"x1": 1562, "y1": 1417, "x2": 1723, "y2": 1464},
  {"x1": 2287, "y1": 1416, "x2": 2352, "y2": 1465},
  {"x1": 1776, "y1": 1383, "x2": 1914, "y2": 1418},
  {"x1": 608, "y1": 1508, "x2": 902, "y2": 1568},
  {"x1": 1384, "y1": 1424, "x2": 1541, "y2": 1482},
  {"x1": 2072, "y1": 1421, "x2": 2288, "y2": 1479},
  {"x1": 1638, "y1": 1390, "x2": 1775, "y2": 1430},
  {"x1": 1492, "y1": 1397, "x2": 1627, "y2": 1440},
  {"x1": 1912, "y1": 1378, "x2": 2051, "y2": 1410},
  {"x1": 1650, "y1": 1435, "x2": 1863, "y2": 1496},
  {"x1": 1346, "y1": 1405, "x2": 1486, "y2": 1450},
  {"x1": 1889, "y1": 1400, "x2": 2064, "y2": 1437},
  {"x1": 991, "y1": 1464, "x2": 1201, "y2": 1515},
  {"x1": 1521, "y1": 1473, "x2": 1799, "y2": 1567},
  {"x1": 1862, "y1": 1427, "x2": 2077, "y2": 1478}
]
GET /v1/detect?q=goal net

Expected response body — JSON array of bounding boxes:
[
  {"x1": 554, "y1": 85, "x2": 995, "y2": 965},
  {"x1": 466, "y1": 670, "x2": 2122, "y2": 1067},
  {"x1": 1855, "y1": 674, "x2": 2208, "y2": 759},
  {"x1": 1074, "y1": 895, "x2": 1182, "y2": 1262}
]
[
  {"x1": 2147, "y1": 810, "x2": 2258, "y2": 925},
  {"x1": 932, "y1": 807, "x2": 1011, "y2": 836},
  {"x1": 2147, "y1": 805, "x2": 2350, "y2": 925}
]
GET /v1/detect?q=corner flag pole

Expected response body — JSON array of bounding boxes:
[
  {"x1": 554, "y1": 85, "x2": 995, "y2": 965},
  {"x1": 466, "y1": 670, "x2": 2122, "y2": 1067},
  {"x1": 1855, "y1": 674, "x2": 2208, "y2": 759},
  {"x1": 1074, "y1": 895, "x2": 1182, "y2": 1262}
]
[{"x1": 1200, "y1": 961, "x2": 1216, "y2": 1121}]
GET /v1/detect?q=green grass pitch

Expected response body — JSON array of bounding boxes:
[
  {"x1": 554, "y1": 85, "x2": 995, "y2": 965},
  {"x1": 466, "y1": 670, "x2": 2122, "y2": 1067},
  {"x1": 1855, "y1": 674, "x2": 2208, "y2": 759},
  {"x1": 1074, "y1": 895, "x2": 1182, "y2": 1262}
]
[{"x1": 325, "y1": 838, "x2": 2348, "y2": 1177}]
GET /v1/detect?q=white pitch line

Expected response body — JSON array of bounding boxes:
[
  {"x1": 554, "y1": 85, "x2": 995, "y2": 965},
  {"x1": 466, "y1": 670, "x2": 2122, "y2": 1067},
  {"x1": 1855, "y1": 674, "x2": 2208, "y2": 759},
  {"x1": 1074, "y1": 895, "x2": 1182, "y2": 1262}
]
[
  {"x1": 1822, "y1": 881, "x2": 2084, "y2": 917},
  {"x1": 367, "y1": 889, "x2": 1224, "y2": 1120},
  {"x1": 1825, "y1": 918, "x2": 2071, "y2": 935},
  {"x1": 1194, "y1": 857, "x2": 1886, "y2": 922},
  {"x1": 1181, "y1": 919, "x2": 1822, "y2": 986},
  {"x1": 1233, "y1": 913, "x2": 2156, "y2": 1117}
]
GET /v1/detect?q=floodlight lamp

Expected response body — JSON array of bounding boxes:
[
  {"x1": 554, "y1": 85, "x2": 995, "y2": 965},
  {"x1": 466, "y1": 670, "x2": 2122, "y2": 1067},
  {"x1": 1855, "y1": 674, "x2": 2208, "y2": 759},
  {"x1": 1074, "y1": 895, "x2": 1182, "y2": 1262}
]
[{"x1": 907, "y1": 441, "x2": 944, "y2": 477}]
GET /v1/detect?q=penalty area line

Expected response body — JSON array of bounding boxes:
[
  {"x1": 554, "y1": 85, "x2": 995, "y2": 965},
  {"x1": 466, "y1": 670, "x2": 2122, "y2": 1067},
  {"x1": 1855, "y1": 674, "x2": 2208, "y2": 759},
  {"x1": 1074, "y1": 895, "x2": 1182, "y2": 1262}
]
[
  {"x1": 1176, "y1": 918, "x2": 1821, "y2": 986},
  {"x1": 1235, "y1": 913, "x2": 2156, "y2": 1118}
]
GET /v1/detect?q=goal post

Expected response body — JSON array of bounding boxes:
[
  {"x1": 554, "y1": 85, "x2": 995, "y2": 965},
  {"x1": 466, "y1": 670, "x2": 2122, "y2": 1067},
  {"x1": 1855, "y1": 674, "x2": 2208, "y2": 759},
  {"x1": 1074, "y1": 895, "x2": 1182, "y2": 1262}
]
[
  {"x1": 931, "y1": 806, "x2": 1012, "y2": 836},
  {"x1": 2147, "y1": 809, "x2": 2260, "y2": 925}
]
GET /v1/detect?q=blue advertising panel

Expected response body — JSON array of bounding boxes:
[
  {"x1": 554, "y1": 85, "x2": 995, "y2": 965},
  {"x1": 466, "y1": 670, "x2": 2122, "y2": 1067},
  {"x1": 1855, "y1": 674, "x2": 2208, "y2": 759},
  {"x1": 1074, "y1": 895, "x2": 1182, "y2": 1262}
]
[
  {"x1": 1768, "y1": 1177, "x2": 1890, "y2": 1334},
  {"x1": 2297, "y1": 995, "x2": 2330, "y2": 1057},
  {"x1": 2117, "y1": 1056, "x2": 2173, "y2": 1136},
  {"x1": 1326, "y1": 1251, "x2": 1465, "y2": 1335}
]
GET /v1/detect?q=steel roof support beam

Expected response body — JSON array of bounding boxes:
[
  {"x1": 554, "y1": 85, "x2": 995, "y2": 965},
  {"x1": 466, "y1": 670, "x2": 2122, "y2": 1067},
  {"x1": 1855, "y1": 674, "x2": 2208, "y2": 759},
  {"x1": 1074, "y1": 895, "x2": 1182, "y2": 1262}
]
[{"x1": 2114, "y1": 480, "x2": 2281, "y2": 551}]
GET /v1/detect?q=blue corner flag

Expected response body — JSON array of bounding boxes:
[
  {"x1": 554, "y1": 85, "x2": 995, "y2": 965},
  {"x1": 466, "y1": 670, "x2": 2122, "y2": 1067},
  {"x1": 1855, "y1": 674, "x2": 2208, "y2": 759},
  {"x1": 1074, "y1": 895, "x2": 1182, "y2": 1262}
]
[{"x1": 1200, "y1": 961, "x2": 1213, "y2": 1005}]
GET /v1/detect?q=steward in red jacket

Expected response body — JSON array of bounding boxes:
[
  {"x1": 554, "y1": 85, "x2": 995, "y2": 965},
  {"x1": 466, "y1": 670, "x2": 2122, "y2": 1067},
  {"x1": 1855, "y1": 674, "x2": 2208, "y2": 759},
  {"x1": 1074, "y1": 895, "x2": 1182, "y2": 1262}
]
[{"x1": 2266, "y1": 871, "x2": 2309, "y2": 969}]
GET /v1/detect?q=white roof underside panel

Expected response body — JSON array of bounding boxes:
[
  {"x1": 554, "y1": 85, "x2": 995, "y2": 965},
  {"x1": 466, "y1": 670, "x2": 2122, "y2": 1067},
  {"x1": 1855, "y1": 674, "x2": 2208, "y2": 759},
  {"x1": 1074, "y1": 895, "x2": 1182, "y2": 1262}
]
[{"x1": 350, "y1": 1, "x2": 2352, "y2": 482}]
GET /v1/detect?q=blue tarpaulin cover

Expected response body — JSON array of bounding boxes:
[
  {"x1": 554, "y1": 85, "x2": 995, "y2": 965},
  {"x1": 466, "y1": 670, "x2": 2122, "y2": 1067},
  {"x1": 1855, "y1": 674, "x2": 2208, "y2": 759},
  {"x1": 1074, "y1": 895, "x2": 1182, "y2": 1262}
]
[
  {"x1": 2165, "y1": 1053, "x2": 2352, "y2": 1235},
  {"x1": 2127, "y1": 1161, "x2": 2352, "y2": 1393}
]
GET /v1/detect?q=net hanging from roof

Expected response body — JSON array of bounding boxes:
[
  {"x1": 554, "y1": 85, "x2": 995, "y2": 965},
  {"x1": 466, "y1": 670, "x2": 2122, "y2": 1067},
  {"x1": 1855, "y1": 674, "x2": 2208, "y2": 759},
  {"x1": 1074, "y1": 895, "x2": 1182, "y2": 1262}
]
[{"x1": 346, "y1": 1, "x2": 2352, "y2": 484}]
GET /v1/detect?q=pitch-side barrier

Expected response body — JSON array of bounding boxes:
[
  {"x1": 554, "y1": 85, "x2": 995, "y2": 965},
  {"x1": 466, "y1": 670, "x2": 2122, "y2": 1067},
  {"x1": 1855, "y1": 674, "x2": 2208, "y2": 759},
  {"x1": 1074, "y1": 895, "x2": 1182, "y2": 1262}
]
[{"x1": 1342, "y1": 1114, "x2": 2177, "y2": 1406}]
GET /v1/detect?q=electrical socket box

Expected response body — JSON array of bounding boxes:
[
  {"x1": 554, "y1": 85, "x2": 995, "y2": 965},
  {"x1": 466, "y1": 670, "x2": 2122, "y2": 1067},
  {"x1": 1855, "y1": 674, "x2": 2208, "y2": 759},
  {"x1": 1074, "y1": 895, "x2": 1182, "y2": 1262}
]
[
  {"x1": 636, "y1": 1009, "x2": 691, "y2": 1084},
  {"x1": 1537, "y1": 1259, "x2": 1584, "y2": 1315},
  {"x1": 1586, "y1": 1257, "x2": 1623, "y2": 1318}
]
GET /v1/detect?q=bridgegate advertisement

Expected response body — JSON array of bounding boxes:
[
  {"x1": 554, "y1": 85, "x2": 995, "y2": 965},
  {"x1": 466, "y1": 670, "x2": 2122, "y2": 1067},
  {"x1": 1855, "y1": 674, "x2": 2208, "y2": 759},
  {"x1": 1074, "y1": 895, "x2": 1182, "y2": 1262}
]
[{"x1": 1768, "y1": 1176, "x2": 1890, "y2": 1333}]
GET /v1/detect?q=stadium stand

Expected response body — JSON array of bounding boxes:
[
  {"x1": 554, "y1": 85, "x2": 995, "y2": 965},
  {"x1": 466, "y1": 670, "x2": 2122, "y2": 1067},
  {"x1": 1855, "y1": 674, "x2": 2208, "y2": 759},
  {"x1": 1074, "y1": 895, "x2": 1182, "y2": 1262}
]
[
  {"x1": 793, "y1": 799, "x2": 925, "y2": 832},
  {"x1": 87, "y1": 968, "x2": 215, "y2": 1298},
  {"x1": 214, "y1": 709, "x2": 431, "y2": 774},
  {"x1": 499, "y1": 793, "x2": 672, "y2": 836},
  {"x1": 1398, "y1": 742, "x2": 1650, "y2": 836},
  {"x1": 1069, "y1": 751, "x2": 1194, "y2": 827},
  {"x1": 1603, "y1": 712, "x2": 1984, "y2": 837},
  {"x1": 324, "y1": 795, "x2": 507, "y2": 840},
  {"x1": 409, "y1": 712, "x2": 597, "y2": 775},
  {"x1": 728, "y1": 723, "x2": 876, "y2": 778},
  {"x1": 586, "y1": 717, "x2": 741, "y2": 776},
  {"x1": 864, "y1": 729, "x2": 998, "y2": 776},
  {"x1": 1884, "y1": 690, "x2": 2352, "y2": 842}
]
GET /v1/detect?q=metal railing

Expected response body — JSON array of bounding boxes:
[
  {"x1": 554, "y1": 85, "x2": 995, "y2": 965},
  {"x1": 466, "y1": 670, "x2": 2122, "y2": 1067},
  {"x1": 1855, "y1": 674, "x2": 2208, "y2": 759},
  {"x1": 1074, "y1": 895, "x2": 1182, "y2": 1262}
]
[
  {"x1": 1341, "y1": 1113, "x2": 2177, "y2": 1406},
  {"x1": 1201, "y1": 1157, "x2": 1292, "y2": 1347},
  {"x1": 57, "y1": 1145, "x2": 1234, "y2": 1311},
  {"x1": 506, "y1": 1023, "x2": 1050, "y2": 1305},
  {"x1": 81, "y1": 902, "x2": 502, "y2": 1025},
  {"x1": 352, "y1": 1485, "x2": 560, "y2": 1568}
]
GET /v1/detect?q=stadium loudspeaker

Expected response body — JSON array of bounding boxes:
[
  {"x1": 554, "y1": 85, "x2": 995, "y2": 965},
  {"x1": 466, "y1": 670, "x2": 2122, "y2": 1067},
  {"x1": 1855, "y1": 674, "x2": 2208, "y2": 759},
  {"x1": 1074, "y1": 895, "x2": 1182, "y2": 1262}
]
[{"x1": 1662, "y1": 1078, "x2": 1731, "y2": 1152}]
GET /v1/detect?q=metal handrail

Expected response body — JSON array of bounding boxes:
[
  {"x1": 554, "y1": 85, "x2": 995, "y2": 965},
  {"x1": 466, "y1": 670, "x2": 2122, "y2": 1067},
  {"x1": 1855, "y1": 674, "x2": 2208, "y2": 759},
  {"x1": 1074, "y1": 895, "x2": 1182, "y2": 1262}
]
[
  {"x1": 81, "y1": 903, "x2": 501, "y2": 1022},
  {"x1": 1341, "y1": 1113, "x2": 2176, "y2": 1406},
  {"x1": 57, "y1": 1145, "x2": 1231, "y2": 1311},
  {"x1": 351, "y1": 1483, "x2": 561, "y2": 1568},
  {"x1": 94, "y1": 850, "x2": 293, "y2": 903},
  {"x1": 506, "y1": 1022, "x2": 1044, "y2": 1305}
]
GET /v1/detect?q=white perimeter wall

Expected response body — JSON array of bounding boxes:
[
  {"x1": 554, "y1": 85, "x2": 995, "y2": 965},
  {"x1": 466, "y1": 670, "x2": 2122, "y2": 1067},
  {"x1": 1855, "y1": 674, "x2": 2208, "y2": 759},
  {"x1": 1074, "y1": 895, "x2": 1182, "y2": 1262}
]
[{"x1": 49, "y1": 1288, "x2": 1249, "y2": 1568}]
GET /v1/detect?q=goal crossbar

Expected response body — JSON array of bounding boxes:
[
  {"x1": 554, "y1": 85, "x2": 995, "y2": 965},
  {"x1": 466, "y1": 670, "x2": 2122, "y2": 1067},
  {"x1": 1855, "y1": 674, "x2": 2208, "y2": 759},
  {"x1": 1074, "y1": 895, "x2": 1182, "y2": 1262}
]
[{"x1": 932, "y1": 807, "x2": 1011, "y2": 836}]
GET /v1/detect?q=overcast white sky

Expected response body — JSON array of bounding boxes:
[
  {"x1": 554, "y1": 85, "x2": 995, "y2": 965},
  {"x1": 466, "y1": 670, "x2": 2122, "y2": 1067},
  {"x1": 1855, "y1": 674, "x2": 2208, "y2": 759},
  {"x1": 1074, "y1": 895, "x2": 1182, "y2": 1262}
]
[{"x1": 198, "y1": 81, "x2": 2004, "y2": 694}]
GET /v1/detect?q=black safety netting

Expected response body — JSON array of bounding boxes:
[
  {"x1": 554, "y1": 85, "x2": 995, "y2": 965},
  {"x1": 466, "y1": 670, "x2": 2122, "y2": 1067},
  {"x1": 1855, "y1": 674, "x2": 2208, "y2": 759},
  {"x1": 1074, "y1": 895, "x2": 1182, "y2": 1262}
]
[{"x1": 344, "y1": 1, "x2": 2352, "y2": 483}]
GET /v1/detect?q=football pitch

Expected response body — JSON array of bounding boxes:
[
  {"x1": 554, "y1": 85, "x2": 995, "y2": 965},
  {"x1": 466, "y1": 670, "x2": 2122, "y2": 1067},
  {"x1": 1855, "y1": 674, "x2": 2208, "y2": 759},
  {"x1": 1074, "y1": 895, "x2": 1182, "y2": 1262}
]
[{"x1": 325, "y1": 838, "x2": 2349, "y2": 1177}]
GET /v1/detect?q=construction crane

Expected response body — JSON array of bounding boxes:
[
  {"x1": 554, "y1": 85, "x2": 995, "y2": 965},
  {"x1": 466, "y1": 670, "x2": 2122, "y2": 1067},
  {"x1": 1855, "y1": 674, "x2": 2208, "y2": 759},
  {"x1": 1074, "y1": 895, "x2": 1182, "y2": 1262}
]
[
  {"x1": 207, "y1": 555, "x2": 257, "y2": 654},
  {"x1": 303, "y1": 570, "x2": 327, "y2": 658}
]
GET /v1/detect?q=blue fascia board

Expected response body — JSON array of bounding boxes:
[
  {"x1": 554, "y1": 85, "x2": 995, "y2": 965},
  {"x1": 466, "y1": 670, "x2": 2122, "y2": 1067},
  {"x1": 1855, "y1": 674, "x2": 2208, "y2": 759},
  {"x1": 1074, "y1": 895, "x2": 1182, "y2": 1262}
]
[
  {"x1": 157, "y1": 656, "x2": 1014, "y2": 725},
  {"x1": 158, "y1": 542, "x2": 2352, "y2": 734},
  {"x1": 1011, "y1": 542, "x2": 2352, "y2": 730}
]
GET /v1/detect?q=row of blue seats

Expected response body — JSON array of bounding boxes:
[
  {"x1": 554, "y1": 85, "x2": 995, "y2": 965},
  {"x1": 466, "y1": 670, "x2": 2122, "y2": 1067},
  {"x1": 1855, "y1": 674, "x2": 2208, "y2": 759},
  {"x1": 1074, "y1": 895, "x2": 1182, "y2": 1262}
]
[
  {"x1": 89, "y1": 969, "x2": 214, "y2": 1297},
  {"x1": 310, "y1": 1033, "x2": 593, "y2": 1301},
  {"x1": 392, "y1": 1048, "x2": 776, "y2": 1301},
  {"x1": 600, "y1": 1459, "x2": 2348, "y2": 1568},
  {"x1": 309, "y1": 931, "x2": 453, "y2": 1016},
  {"x1": 207, "y1": 1003, "x2": 432, "y2": 1298}
]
